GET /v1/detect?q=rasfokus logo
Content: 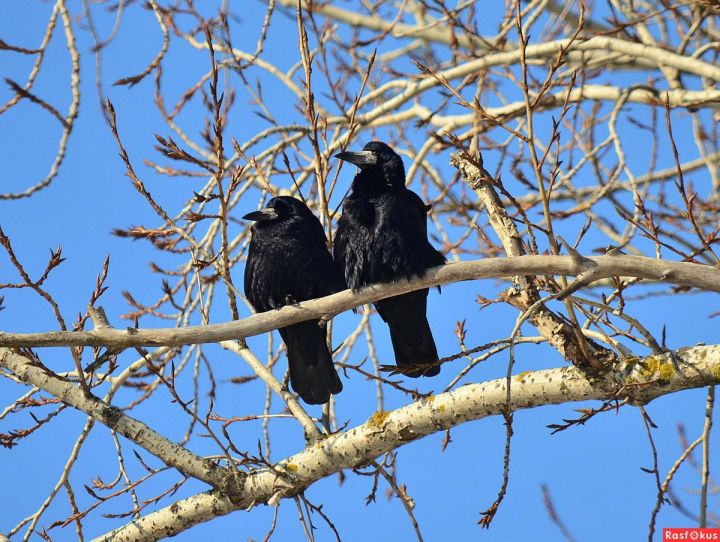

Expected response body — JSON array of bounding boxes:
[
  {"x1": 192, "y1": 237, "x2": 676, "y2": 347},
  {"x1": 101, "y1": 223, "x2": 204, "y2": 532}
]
[{"x1": 664, "y1": 528, "x2": 720, "y2": 540}]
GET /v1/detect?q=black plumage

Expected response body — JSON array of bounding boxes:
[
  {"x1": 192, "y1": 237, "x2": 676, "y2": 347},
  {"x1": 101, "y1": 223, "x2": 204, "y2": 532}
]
[
  {"x1": 334, "y1": 141, "x2": 446, "y2": 377},
  {"x1": 243, "y1": 196, "x2": 345, "y2": 404}
]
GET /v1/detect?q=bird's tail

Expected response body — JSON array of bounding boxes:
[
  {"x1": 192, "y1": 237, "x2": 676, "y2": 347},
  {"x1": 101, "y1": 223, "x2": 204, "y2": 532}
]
[
  {"x1": 279, "y1": 321, "x2": 343, "y2": 405},
  {"x1": 376, "y1": 290, "x2": 441, "y2": 378}
]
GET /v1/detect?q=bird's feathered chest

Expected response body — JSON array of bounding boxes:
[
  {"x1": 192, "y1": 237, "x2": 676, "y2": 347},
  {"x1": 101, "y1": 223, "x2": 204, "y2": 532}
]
[
  {"x1": 245, "y1": 223, "x2": 344, "y2": 312},
  {"x1": 335, "y1": 189, "x2": 440, "y2": 289}
]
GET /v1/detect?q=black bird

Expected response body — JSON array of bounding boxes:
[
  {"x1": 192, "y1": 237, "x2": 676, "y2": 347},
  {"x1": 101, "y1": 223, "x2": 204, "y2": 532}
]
[
  {"x1": 243, "y1": 196, "x2": 345, "y2": 404},
  {"x1": 334, "y1": 141, "x2": 445, "y2": 377}
]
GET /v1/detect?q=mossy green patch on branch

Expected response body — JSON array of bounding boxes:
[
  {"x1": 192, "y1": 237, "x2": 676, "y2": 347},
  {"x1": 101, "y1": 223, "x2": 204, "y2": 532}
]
[
  {"x1": 621, "y1": 355, "x2": 641, "y2": 368},
  {"x1": 637, "y1": 355, "x2": 675, "y2": 382}
]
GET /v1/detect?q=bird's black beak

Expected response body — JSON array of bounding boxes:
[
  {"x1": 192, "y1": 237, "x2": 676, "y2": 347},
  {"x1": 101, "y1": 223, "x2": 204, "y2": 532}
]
[
  {"x1": 242, "y1": 208, "x2": 279, "y2": 222},
  {"x1": 335, "y1": 150, "x2": 377, "y2": 169}
]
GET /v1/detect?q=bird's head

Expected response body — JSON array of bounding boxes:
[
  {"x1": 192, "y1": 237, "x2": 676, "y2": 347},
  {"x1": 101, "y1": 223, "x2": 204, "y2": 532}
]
[
  {"x1": 335, "y1": 141, "x2": 406, "y2": 190},
  {"x1": 242, "y1": 196, "x2": 313, "y2": 226}
]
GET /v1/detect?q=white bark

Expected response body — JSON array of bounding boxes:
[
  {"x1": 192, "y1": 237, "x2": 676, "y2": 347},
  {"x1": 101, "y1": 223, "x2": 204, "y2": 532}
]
[
  {"x1": 93, "y1": 345, "x2": 720, "y2": 541},
  {"x1": 0, "y1": 349, "x2": 238, "y2": 493}
]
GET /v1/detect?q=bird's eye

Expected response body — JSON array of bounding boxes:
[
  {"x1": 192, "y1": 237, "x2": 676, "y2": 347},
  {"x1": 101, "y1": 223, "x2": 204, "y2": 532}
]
[
  {"x1": 380, "y1": 152, "x2": 391, "y2": 162},
  {"x1": 269, "y1": 200, "x2": 286, "y2": 216}
]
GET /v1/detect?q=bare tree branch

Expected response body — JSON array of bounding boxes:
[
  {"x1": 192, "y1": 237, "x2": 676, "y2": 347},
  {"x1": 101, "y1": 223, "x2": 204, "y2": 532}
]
[
  {"x1": 0, "y1": 255, "x2": 718, "y2": 349},
  {"x1": 95, "y1": 344, "x2": 720, "y2": 541}
]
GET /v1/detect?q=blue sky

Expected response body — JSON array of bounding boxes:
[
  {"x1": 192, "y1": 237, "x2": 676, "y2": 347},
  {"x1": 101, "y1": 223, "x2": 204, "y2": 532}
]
[{"x1": 1, "y1": 1, "x2": 717, "y2": 541}]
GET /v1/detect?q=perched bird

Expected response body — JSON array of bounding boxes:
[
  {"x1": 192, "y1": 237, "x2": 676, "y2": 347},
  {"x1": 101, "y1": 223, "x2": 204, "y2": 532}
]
[
  {"x1": 243, "y1": 196, "x2": 345, "y2": 404},
  {"x1": 334, "y1": 141, "x2": 445, "y2": 377}
]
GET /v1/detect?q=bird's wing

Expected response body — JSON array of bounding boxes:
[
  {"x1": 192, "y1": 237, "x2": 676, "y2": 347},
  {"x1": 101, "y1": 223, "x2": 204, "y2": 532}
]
[
  {"x1": 333, "y1": 198, "x2": 376, "y2": 290},
  {"x1": 332, "y1": 217, "x2": 348, "y2": 269},
  {"x1": 376, "y1": 190, "x2": 445, "y2": 274},
  {"x1": 244, "y1": 239, "x2": 277, "y2": 312},
  {"x1": 403, "y1": 190, "x2": 446, "y2": 267},
  {"x1": 304, "y1": 241, "x2": 347, "y2": 299}
]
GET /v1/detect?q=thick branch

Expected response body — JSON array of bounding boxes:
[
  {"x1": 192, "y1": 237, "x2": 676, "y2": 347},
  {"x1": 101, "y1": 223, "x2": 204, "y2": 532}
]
[
  {"x1": 0, "y1": 255, "x2": 719, "y2": 349},
  {"x1": 451, "y1": 152, "x2": 605, "y2": 368},
  {"x1": 287, "y1": 0, "x2": 720, "y2": 81},
  {"x1": 278, "y1": 0, "x2": 499, "y2": 51},
  {"x1": 420, "y1": 86, "x2": 720, "y2": 134},
  {"x1": 343, "y1": 37, "x2": 720, "y2": 129},
  {"x1": 95, "y1": 345, "x2": 720, "y2": 541},
  {"x1": 0, "y1": 349, "x2": 238, "y2": 493}
]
